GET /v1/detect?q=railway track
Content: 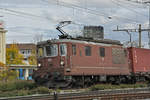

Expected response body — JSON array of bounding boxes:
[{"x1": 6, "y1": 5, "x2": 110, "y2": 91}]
[{"x1": 1, "y1": 88, "x2": 150, "y2": 100}]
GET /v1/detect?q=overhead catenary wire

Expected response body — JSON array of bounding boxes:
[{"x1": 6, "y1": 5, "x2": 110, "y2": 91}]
[
  {"x1": 124, "y1": 0, "x2": 149, "y2": 4},
  {"x1": 42, "y1": 0, "x2": 141, "y2": 23},
  {"x1": 0, "y1": 7, "x2": 87, "y2": 27},
  {"x1": 111, "y1": 0, "x2": 148, "y2": 18},
  {"x1": 0, "y1": 8, "x2": 43, "y2": 18},
  {"x1": 0, "y1": 8, "x2": 63, "y2": 31},
  {"x1": 0, "y1": 8, "x2": 86, "y2": 35},
  {"x1": 0, "y1": 8, "x2": 50, "y2": 20},
  {"x1": 0, "y1": 0, "x2": 147, "y2": 34},
  {"x1": 42, "y1": 0, "x2": 108, "y2": 17},
  {"x1": 0, "y1": 10, "x2": 39, "y2": 20},
  {"x1": 0, "y1": 7, "x2": 64, "y2": 25},
  {"x1": 123, "y1": 0, "x2": 150, "y2": 48},
  {"x1": 0, "y1": 0, "x2": 143, "y2": 25},
  {"x1": 116, "y1": 0, "x2": 147, "y2": 8}
]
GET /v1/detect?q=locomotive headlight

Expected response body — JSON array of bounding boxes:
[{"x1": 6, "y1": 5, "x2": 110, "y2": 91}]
[
  {"x1": 38, "y1": 63, "x2": 41, "y2": 67},
  {"x1": 60, "y1": 61, "x2": 65, "y2": 66}
]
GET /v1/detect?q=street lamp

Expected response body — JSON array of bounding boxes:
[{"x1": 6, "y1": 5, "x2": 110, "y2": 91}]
[
  {"x1": 0, "y1": 16, "x2": 4, "y2": 28},
  {"x1": 108, "y1": 16, "x2": 112, "y2": 19}
]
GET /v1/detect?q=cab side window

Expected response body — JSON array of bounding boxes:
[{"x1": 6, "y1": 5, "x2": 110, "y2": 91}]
[
  {"x1": 99, "y1": 47, "x2": 105, "y2": 57},
  {"x1": 72, "y1": 44, "x2": 76, "y2": 55},
  {"x1": 85, "y1": 46, "x2": 91, "y2": 56},
  {"x1": 60, "y1": 44, "x2": 67, "y2": 56}
]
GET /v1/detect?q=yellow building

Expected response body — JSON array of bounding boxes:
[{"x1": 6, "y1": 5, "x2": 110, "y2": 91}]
[{"x1": 0, "y1": 27, "x2": 7, "y2": 64}]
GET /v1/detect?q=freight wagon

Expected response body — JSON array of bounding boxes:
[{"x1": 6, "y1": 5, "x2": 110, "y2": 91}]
[{"x1": 128, "y1": 47, "x2": 150, "y2": 82}]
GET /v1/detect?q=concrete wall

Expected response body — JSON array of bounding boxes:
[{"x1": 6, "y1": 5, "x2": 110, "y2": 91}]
[
  {"x1": 0, "y1": 28, "x2": 6, "y2": 64},
  {"x1": 83, "y1": 26, "x2": 104, "y2": 39}
]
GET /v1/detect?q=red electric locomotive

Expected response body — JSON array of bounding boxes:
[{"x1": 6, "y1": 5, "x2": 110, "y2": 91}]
[
  {"x1": 33, "y1": 21, "x2": 150, "y2": 88},
  {"x1": 33, "y1": 38, "x2": 134, "y2": 88}
]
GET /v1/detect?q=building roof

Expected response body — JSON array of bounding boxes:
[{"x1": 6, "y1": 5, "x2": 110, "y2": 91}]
[{"x1": 6, "y1": 43, "x2": 36, "y2": 50}]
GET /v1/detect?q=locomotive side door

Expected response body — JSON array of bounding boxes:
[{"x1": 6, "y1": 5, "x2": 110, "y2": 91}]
[{"x1": 59, "y1": 43, "x2": 67, "y2": 68}]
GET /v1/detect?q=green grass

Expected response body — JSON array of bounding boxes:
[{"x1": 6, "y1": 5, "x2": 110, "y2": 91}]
[
  {"x1": 0, "y1": 80, "x2": 148, "y2": 97},
  {"x1": 0, "y1": 80, "x2": 37, "y2": 92},
  {"x1": 89, "y1": 83, "x2": 147, "y2": 91},
  {"x1": 0, "y1": 80, "x2": 50, "y2": 97}
]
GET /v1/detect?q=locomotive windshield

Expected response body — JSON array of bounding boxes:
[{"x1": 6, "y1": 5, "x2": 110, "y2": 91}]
[
  {"x1": 45, "y1": 44, "x2": 58, "y2": 57},
  {"x1": 38, "y1": 47, "x2": 44, "y2": 57},
  {"x1": 37, "y1": 44, "x2": 67, "y2": 57}
]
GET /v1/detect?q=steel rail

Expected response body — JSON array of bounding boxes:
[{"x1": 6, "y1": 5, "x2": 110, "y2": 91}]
[{"x1": 1, "y1": 88, "x2": 150, "y2": 100}]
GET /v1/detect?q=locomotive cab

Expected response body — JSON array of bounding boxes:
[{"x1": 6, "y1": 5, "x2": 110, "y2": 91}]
[
  {"x1": 33, "y1": 40, "x2": 71, "y2": 88},
  {"x1": 37, "y1": 43, "x2": 67, "y2": 69}
]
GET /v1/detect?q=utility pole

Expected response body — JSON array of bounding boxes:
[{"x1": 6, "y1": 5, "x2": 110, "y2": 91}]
[
  {"x1": 113, "y1": 24, "x2": 150, "y2": 48},
  {"x1": 125, "y1": 0, "x2": 150, "y2": 48},
  {"x1": 113, "y1": 26, "x2": 133, "y2": 43},
  {"x1": 139, "y1": 24, "x2": 142, "y2": 48},
  {"x1": 144, "y1": 2, "x2": 150, "y2": 48},
  {"x1": 149, "y1": 5, "x2": 150, "y2": 48}
]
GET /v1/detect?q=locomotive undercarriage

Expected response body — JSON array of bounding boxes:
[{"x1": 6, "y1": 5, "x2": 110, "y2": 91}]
[
  {"x1": 33, "y1": 69, "x2": 150, "y2": 88},
  {"x1": 70, "y1": 75, "x2": 150, "y2": 87},
  {"x1": 70, "y1": 75, "x2": 136, "y2": 87},
  {"x1": 33, "y1": 74, "x2": 147, "y2": 88}
]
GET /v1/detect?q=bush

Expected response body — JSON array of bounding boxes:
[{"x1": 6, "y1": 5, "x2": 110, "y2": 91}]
[
  {"x1": 17, "y1": 90, "x2": 30, "y2": 96},
  {"x1": 31, "y1": 86, "x2": 50, "y2": 94},
  {"x1": 0, "y1": 80, "x2": 37, "y2": 91},
  {"x1": 0, "y1": 80, "x2": 51, "y2": 97},
  {"x1": 14, "y1": 80, "x2": 37, "y2": 90},
  {"x1": 89, "y1": 83, "x2": 147, "y2": 91},
  {"x1": 0, "y1": 87, "x2": 50, "y2": 97},
  {"x1": 89, "y1": 84, "x2": 112, "y2": 91},
  {"x1": 0, "y1": 90, "x2": 32, "y2": 97}
]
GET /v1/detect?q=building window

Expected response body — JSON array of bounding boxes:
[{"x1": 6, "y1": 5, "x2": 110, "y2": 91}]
[
  {"x1": 27, "y1": 50, "x2": 31, "y2": 54},
  {"x1": 60, "y1": 44, "x2": 67, "y2": 56},
  {"x1": 85, "y1": 46, "x2": 91, "y2": 56},
  {"x1": 22, "y1": 51, "x2": 25, "y2": 54},
  {"x1": 99, "y1": 47, "x2": 105, "y2": 57},
  {"x1": 72, "y1": 44, "x2": 76, "y2": 55}
]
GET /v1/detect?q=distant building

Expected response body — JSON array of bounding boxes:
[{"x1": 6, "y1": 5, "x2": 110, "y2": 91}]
[
  {"x1": 10, "y1": 65, "x2": 37, "y2": 80},
  {"x1": 83, "y1": 26, "x2": 104, "y2": 39},
  {"x1": 7, "y1": 43, "x2": 36, "y2": 65},
  {"x1": 7, "y1": 43, "x2": 37, "y2": 80},
  {"x1": 0, "y1": 27, "x2": 7, "y2": 64}
]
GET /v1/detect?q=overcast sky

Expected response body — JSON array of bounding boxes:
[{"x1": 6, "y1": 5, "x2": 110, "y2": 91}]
[{"x1": 0, "y1": 0, "x2": 149, "y2": 47}]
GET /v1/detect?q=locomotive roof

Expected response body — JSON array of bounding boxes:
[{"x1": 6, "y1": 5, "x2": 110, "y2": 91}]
[{"x1": 38, "y1": 38, "x2": 122, "y2": 47}]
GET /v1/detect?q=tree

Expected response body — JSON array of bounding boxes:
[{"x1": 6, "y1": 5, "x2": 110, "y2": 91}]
[
  {"x1": 33, "y1": 34, "x2": 43, "y2": 44},
  {"x1": 28, "y1": 50, "x2": 37, "y2": 65},
  {"x1": 6, "y1": 44, "x2": 24, "y2": 65},
  {"x1": 0, "y1": 62, "x2": 5, "y2": 67},
  {"x1": 0, "y1": 62, "x2": 17, "y2": 82}
]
